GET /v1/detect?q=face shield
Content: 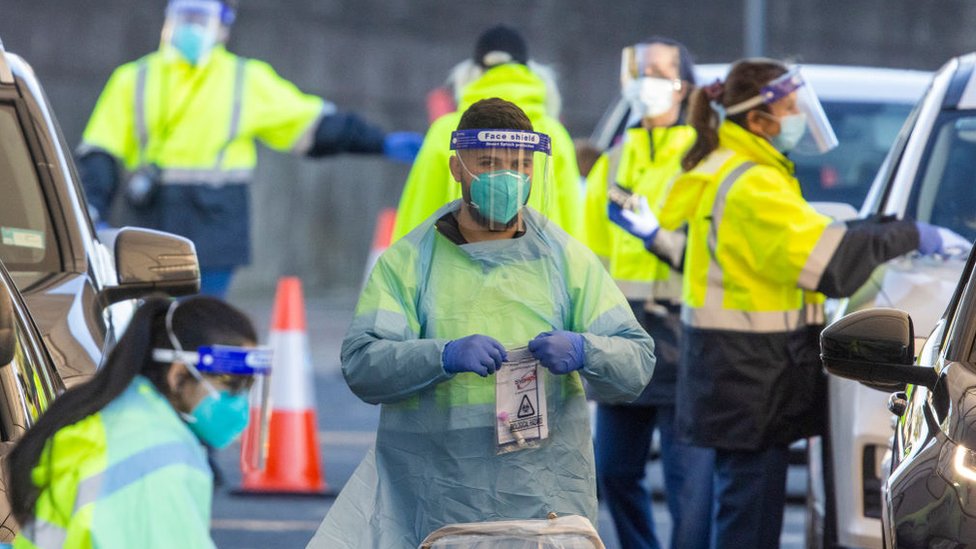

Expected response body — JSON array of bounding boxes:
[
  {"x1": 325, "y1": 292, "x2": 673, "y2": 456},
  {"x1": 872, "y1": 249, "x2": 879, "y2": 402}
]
[
  {"x1": 620, "y1": 44, "x2": 684, "y2": 121},
  {"x1": 152, "y1": 303, "x2": 272, "y2": 458},
  {"x1": 161, "y1": 0, "x2": 223, "y2": 66},
  {"x1": 726, "y1": 67, "x2": 839, "y2": 155},
  {"x1": 450, "y1": 129, "x2": 552, "y2": 233}
]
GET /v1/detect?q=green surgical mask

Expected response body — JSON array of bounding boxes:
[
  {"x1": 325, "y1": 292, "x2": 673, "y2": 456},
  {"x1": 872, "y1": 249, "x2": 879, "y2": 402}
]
[{"x1": 469, "y1": 170, "x2": 531, "y2": 224}]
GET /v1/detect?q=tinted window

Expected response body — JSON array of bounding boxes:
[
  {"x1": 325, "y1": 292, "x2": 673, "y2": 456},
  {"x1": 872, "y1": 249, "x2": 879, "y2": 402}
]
[
  {"x1": 0, "y1": 293, "x2": 57, "y2": 441},
  {"x1": 0, "y1": 104, "x2": 58, "y2": 273},
  {"x1": 906, "y1": 113, "x2": 976, "y2": 242},
  {"x1": 794, "y1": 101, "x2": 914, "y2": 206}
]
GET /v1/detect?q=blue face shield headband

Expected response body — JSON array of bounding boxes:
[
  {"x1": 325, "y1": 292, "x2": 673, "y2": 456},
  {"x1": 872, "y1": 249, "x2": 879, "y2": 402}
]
[
  {"x1": 450, "y1": 129, "x2": 551, "y2": 230},
  {"x1": 152, "y1": 302, "x2": 272, "y2": 451}
]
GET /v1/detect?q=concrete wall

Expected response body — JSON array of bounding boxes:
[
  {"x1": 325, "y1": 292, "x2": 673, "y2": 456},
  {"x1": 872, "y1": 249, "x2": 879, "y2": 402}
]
[{"x1": 1, "y1": 0, "x2": 974, "y2": 293}]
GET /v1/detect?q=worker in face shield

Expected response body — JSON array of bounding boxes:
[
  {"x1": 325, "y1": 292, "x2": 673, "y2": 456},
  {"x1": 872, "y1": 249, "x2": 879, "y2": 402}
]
[
  {"x1": 609, "y1": 58, "x2": 930, "y2": 548},
  {"x1": 76, "y1": 0, "x2": 423, "y2": 299},
  {"x1": 307, "y1": 98, "x2": 656, "y2": 548},
  {"x1": 8, "y1": 297, "x2": 270, "y2": 548},
  {"x1": 585, "y1": 38, "x2": 714, "y2": 549}
]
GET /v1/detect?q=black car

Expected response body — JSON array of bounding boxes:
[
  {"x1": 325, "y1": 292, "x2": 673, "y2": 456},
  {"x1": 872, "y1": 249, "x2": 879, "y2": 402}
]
[
  {"x1": 0, "y1": 39, "x2": 200, "y2": 388},
  {"x1": 822, "y1": 242, "x2": 976, "y2": 546}
]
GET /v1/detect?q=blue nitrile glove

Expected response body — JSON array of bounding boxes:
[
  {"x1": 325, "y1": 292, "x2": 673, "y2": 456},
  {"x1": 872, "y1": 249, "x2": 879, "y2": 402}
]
[
  {"x1": 442, "y1": 334, "x2": 508, "y2": 377},
  {"x1": 915, "y1": 221, "x2": 973, "y2": 256},
  {"x1": 528, "y1": 330, "x2": 585, "y2": 375},
  {"x1": 383, "y1": 131, "x2": 424, "y2": 164},
  {"x1": 608, "y1": 195, "x2": 660, "y2": 247}
]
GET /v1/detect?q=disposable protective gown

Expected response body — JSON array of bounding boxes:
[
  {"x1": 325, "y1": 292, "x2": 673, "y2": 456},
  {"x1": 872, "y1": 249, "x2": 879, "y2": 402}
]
[{"x1": 308, "y1": 203, "x2": 655, "y2": 548}]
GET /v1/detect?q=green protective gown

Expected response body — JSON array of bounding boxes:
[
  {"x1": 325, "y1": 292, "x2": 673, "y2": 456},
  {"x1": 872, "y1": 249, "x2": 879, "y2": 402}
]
[{"x1": 307, "y1": 202, "x2": 655, "y2": 548}]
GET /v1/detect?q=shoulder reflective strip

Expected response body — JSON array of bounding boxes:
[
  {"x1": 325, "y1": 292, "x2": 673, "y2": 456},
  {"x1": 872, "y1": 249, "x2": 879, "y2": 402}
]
[
  {"x1": 696, "y1": 148, "x2": 735, "y2": 175},
  {"x1": 797, "y1": 222, "x2": 847, "y2": 291},
  {"x1": 615, "y1": 279, "x2": 653, "y2": 300},
  {"x1": 134, "y1": 61, "x2": 150, "y2": 161},
  {"x1": 73, "y1": 441, "x2": 209, "y2": 513},
  {"x1": 159, "y1": 167, "x2": 253, "y2": 185},
  {"x1": 605, "y1": 143, "x2": 624, "y2": 189},
  {"x1": 213, "y1": 58, "x2": 246, "y2": 171},
  {"x1": 704, "y1": 161, "x2": 755, "y2": 310},
  {"x1": 21, "y1": 518, "x2": 67, "y2": 548}
]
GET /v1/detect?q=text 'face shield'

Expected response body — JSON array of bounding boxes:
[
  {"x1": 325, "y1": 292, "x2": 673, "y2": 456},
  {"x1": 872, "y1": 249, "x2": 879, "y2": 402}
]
[
  {"x1": 161, "y1": 0, "x2": 222, "y2": 65},
  {"x1": 450, "y1": 129, "x2": 552, "y2": 232}
]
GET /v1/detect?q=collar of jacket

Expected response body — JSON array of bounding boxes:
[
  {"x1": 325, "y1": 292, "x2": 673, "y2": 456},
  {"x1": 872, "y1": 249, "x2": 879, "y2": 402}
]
[
  {"x1": 458, "y1": 63, "x2": 547, "y2": 119},
  {"x1": 718, "y1": 120, "x2": 794, "y2": 175},
  {"x1": 157, "y1": 43, "x2": 233, "y2": 73}
]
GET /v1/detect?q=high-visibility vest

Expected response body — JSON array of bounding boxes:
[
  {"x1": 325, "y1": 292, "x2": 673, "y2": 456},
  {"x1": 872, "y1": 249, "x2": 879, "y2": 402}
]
[
  {"x1": 583, "y1": 125, "x2": 694, "y2": 302},
  {"x1": 660, "y1": 120, "x2": 837, "y2": 333},
  {"x1": 15, "y1": 377, "x2": 214, "y2": 549},
  {"x1": 80, "y1": 46, "x2": 326, "y2": 187}
]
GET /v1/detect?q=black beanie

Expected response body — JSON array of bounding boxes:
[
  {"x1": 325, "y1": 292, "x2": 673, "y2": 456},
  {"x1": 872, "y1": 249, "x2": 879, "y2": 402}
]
[{"x1": 473, "y1": 25, "x2": 528, "y2": 68}]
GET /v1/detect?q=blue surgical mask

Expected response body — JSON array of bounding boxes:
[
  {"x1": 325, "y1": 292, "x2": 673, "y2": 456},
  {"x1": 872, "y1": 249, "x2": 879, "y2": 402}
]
[
  {"x1": 469, "y1": 170, "x2": 531, "y2": 224},
  {"x1": 770, "y1": 113, "x2": 807, "y2": 153},
  {"x1": 171, "y1": 23, "x2": 213, "y2": 65},
  {"x1": 185, "y1": 388, "x2": 250, "y2": 449}
]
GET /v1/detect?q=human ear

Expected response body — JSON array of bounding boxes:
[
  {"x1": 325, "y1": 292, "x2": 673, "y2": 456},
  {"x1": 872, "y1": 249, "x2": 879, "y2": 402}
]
[{"x1": 449, "y1": 155, "x2": 463, "y2": 183}]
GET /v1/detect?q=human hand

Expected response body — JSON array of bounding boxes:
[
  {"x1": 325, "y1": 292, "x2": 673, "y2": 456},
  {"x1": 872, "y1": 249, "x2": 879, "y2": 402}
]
[
  {"x1": 528, "y1": 330, "x2": 584, "y2": 375},
  {"x1": 916, "y1": 221, "x2": 972, "y2": 256},
  {"x1": 383, "y1": 131, "x2": 423, "y2": 164},
  {"x1": 608, "y1": 195, "x2": 659, "y2": 245},
  {"x1": 442, "y1": 334, "x2": 507, "y2": 376}
]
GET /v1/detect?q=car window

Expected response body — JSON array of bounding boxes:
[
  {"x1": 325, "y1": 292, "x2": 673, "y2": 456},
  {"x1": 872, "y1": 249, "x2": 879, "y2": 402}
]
[
  {"x1": 0, "y1": 103, "x2": 59, "y2": 274},
  {"x1": 906, "y1": 112, "x2": 976, "y2": 242},
  {"x1": 0, "y1": 300, "x2": 56, "y2": 442},
  {"x1": 794, "y1": 101, "x2": 914, "y2": 206}
]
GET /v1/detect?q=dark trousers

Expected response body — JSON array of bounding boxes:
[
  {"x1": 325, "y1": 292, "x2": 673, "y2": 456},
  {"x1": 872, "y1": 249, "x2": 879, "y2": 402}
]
[
  {"x1": 595, "y1": 404, "x2": 714, "y2": 549},
  {"x1": 711, "y1": 445, "x2": 790, "y2": 549}
]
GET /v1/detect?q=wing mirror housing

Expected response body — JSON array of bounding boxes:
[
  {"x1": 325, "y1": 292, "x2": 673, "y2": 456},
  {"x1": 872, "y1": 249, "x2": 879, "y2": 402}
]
[
  {"x1": 821, "y1": 307, "x2": 937, "y2": 392},
  {"x1": 99, "y1": 227, "x2": 200, "y2": 305}
]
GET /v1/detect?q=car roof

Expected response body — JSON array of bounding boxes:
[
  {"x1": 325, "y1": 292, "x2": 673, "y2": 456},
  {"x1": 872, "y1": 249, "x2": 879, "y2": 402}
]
[{"x1": 695, "y1": 63, "x2": 932, "y2": 104}]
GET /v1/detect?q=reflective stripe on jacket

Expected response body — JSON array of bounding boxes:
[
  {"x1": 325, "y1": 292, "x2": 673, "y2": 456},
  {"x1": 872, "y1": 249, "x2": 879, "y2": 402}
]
[
  {"x1": 15, "y1": 377, "x2": 214, "y2": 549},
  {"x1": 390, "y1": 64, "x2": 582, "y2": 242},
  {"x1": 583, "y1": 126, "x2": 694, "y2": 302}
]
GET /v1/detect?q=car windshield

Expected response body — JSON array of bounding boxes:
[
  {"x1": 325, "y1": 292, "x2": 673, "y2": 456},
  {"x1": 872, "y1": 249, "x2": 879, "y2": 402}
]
[
  {"x1": 906, "y1": 112, "x2": 976, "y2": 243},
  {"x1": 0, "y1": 103, "x2": 58, "y2": 273},
  {"x1": 794, "y1": 101, "x2": 914, "y2": 206}
]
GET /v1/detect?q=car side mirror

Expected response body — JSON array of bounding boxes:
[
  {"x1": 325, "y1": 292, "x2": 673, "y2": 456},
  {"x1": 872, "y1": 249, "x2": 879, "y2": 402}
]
[
  {"x1": 0, "y1": 289, "x2": 13, "y2": 366},
  {"x1": 99, "y1": 227, "x2": 200, "y2": 305},
  {"x1": 821, "y1": 307, "x2": 937, "y2": 392}
]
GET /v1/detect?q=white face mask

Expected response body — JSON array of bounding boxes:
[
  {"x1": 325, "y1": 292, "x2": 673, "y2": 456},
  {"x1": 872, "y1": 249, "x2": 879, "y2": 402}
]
[{"x1": 624, "y1": 77, "x2": 677, "y2": 119}]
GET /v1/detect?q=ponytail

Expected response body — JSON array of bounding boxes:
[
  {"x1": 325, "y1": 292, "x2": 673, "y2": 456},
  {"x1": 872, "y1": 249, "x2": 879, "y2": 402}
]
[{"x1": 682, "y1": 82, "x2": 724, "y2": 171}]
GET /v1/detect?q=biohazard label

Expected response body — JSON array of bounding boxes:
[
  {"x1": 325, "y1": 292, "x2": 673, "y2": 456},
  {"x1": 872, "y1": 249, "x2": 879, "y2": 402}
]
[{"x1": 495, "y1": 347, "x2": 548, "y2": 451}]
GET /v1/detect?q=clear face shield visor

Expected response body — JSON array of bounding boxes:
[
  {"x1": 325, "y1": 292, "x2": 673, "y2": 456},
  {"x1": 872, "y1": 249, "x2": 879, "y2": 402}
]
[
  {"x1": 726, "y1": 67, "x2": 839, "y2": 155},
  {"x1": 153, "y1": 345, "x2": 272, "y2": 466},
  {"x1": 619, "y1": 44, "x2": 684, "y2": 121},
  {"x1": 450, "y1": 129, "x2": 552, "y2": 233},
  {"x1": 161, "y1": 0, "x2": 223, "y2": 65}
]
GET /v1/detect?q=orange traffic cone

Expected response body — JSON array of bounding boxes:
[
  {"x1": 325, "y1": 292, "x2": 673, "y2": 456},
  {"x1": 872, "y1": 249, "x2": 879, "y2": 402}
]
[
  {"x1": 238, "y1": 277, "x2": 330, "y2": 495},
  {"x1": 361, "y1": 207, "x2": 397, "y2": 287}
]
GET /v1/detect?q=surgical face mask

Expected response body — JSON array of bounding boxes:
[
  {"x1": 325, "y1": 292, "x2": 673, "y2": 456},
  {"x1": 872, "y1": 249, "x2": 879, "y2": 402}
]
[
  {"x1": 769, "y1": 113, "x2": 808, "y2": 153},
  {"x1": 624, "y1": 77, "x2": 677, "y2": 119},
  {"x1": 459, "y1": 156, "x2": 531, "y2": 225},
  {"x1": 185, "y1": 378, "x2": 250, "y2": 449},
  {"x1": 171, "y1": 22, "x2": 215, "y2": 65}
]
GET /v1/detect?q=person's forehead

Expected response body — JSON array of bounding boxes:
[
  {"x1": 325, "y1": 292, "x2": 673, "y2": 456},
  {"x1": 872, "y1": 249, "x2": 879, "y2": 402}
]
[
  {"x1": 637, "y1": 44, "x2": 680, "y2": 75},
  {"x1": 459, "y1": 147, "x2": 533, "y2": 159}
]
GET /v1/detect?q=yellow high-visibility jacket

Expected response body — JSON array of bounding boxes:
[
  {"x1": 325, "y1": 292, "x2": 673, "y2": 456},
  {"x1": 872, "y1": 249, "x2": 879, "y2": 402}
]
[{"x1": 660, "y1": 120, "x2": 918, "y2": 450}]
